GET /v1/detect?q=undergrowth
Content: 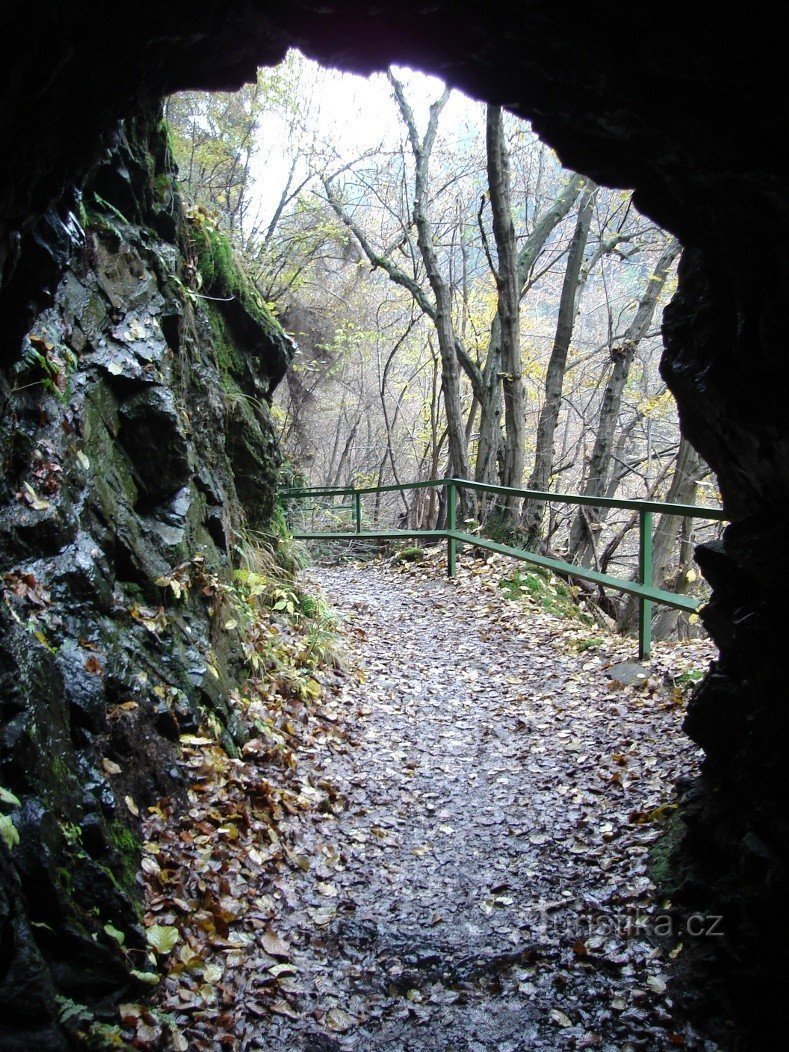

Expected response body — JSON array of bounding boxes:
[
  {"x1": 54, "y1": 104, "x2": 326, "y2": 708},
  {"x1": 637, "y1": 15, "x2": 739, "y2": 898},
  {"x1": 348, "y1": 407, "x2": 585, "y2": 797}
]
[
  {"x1": 112, "y1": 507, "x2": 351, "y2": 1046},
  {"x1": 499, "y1": 566, "x2": 594, "y2": 624},
  {"x1": 153, "y1": 509, "x2": 341, "y2": 753}
]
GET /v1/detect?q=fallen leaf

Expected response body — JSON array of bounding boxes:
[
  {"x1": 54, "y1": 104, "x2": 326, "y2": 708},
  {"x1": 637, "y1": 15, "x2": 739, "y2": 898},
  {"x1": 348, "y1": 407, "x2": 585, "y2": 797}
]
[
  {"x1": 551, "y1": 1009, "x2": 573, "y2": 1028},
  {"x1": 130, "y1": 970, "x2": 160, "y2": 985},
  {"x1": 325, "y1": 1007, "x2": 356, "y2": 1032},
  {"x1": 146, "y1": 925, "x2": 179, "y2": 954},
  {"x1": 104, "y1": 923, "x2": 125, "y2": 946},
  {"x1": 270, "y1": 999, "x2": 301, "y2": 1020},
  {"x1": 262, "y1": 929, "x2": 290, "y2": 958}
]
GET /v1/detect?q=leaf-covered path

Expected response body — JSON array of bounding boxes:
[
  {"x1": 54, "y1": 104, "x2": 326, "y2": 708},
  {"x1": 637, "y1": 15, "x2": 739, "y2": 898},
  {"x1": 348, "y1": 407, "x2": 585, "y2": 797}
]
[{"x1": 255, "y1": 560, "x2": 713, "y2": 1051}]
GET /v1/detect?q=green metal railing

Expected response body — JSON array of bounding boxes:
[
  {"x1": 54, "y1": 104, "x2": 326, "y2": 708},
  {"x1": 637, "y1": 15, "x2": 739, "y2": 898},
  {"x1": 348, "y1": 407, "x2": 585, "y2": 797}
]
[{"x1": 280, "y1": 477, "x2": 727, "y2": 660}]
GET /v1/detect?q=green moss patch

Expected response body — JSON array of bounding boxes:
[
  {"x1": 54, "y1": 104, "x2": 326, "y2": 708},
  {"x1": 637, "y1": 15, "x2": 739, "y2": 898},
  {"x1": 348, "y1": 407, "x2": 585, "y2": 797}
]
[
  {"x1": 188, "y1": 212, "x2": 283, "y2": 338},
  {"x1": 106, "y1": 819, "x2": 142, "y2": 900},
  {"x1": 499, "y1": 566, "x2": 591, "y2": 622},
  {"x1": 648, "y1": 809, "x2": 685, "y2": 893}
]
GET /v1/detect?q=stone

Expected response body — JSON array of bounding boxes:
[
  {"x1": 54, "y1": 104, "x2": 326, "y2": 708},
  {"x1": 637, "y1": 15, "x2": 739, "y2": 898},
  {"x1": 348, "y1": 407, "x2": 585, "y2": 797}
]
[
  {"x1": 606, "y1": 662, "x2": 649, "y2": 688},
  {"x1": 0, "y1": 851, "x2": 65, "y2": 1048},
  {"x1": 118, "y1": 386, "x2": 190, "y2": 501}
]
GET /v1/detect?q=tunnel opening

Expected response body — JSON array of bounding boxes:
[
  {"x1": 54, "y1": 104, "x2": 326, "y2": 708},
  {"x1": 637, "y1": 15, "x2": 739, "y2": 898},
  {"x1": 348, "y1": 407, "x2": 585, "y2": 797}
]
[{"x1": 0, "y1": 3, "x2": 786, "y2": 1048}]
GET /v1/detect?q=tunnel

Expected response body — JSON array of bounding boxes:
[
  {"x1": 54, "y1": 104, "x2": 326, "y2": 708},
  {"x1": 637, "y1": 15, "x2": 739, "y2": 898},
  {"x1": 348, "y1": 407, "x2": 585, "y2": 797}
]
[{"x1": 1, "y1": 1, "x2": 786, "y2": 1045}]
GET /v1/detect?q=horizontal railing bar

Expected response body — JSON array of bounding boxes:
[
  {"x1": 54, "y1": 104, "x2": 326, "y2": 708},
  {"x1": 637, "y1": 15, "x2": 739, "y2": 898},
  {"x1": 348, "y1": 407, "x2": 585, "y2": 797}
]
[
  {"x1": 291, "y1": 524, "x2": 700, "y2": 613},
  {"x1": 292, "y1": 529, "x2": 448, "y2": 541},
  {"x1": 294, "y1": 503, "x2": 354, "y2": 512},
  {"x1": 448, "y1": 531, "x2": 699, "y2": 612},
  {"x1": 282, "y1": 478, "x2": 447, "y2": 499},
  {"x1": 281, "y1": 477, "x2": 726, "y2": 522},
  {"x1": 451, "y1": 478, "x2": 726, "y2": 521}
]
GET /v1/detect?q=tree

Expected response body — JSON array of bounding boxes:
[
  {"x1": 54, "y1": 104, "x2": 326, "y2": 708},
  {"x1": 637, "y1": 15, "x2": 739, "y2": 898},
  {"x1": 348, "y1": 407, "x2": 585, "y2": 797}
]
[
  {"x1": 484, "y1": 104, "x2": 524, "y2": 506},
  {"x1": 321, "y1": 85, "x2": 593, "y2": 518},
  {"x1": 474, "y1": 170, "x2": 587, "y2": 490},
  {"x1": 567, "y1": 237, "x2": 681, "y2": 565},
  {"x1": 521, "y1": 183, "x2": 597, "y2": 542},
  {"x1": 387, "y1": 73, "x2": 472, "y2": 486},
  {"x1": 165, "y1": 85, "x2": 263, "y2": 235},
  {"x1": 618, "y1": 435, "x2": 707, "y2": 637}
]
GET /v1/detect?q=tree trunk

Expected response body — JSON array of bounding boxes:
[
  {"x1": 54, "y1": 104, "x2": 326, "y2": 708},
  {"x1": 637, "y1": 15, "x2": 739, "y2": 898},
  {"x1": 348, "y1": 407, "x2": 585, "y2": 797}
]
[
  {"x1": 475, "y1": 172, "x2": 587, "y2": 492},
  {"x1": 388, "y1": 74, "x2": 472, "y2": 517},
  {"x1": 522, "y1": 184, "x2": 597, "y2": 542},
  {"x1": 567, "y1": 237, "x2": 680, "y2": 565},
  {"x1": 486, "y1": 105, "x2": 525, "y2": 515}
]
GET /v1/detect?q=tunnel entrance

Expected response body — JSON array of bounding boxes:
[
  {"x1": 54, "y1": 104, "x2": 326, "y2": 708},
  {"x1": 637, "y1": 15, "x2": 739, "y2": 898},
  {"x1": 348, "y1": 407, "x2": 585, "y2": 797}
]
[{"x1": 0, "y1": 4, "x2": 786, "y2": 1048}]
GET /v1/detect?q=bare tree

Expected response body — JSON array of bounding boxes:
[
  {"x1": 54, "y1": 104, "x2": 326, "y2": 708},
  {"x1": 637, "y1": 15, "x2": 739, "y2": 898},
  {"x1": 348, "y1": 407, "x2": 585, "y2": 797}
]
[
  {"x1": 521, "y1": 183, "x2": 597, "y2": 542},
  {"x1": 386, "y1": 74, "x2": 471, "y2": 487},
  {"x1": 485, "y1": 105, "x2": 525, "y2": 508},
  {"x1": 567, "y1": 237, "x2": 681, "y2": 564},
  {"x1": 475, "y1": 171, "x2": 587, "y2": 489}
]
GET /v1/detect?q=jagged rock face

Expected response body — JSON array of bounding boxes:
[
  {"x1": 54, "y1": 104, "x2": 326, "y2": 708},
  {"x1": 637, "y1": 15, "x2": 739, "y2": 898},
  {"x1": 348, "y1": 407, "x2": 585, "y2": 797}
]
[
  {"x1": 0, "y1": 111, "x2": 291, "y2": 1042},
  {"x1": 0, "y1": 0, "x2": 786, "y2": 1040}
]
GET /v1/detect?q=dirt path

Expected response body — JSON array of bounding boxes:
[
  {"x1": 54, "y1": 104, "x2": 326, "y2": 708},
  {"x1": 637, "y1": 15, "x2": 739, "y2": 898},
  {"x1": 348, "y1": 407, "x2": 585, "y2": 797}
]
[{"x1": 259, "y1": 562, "x2": 712, "y2": 1051}]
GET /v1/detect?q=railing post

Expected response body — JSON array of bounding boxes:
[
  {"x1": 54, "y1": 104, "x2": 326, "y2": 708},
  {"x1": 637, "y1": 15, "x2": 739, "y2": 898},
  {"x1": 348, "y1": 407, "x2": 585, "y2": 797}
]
[
  {"x1": 353, "y1": 489, "x2": 361, "y2": 535},
  {"x1": 638, "y1": 508, "x2": 653, "y2": 660},
  {"x1": 447, "y1": 479, "x2": 457, "y2": 578}
]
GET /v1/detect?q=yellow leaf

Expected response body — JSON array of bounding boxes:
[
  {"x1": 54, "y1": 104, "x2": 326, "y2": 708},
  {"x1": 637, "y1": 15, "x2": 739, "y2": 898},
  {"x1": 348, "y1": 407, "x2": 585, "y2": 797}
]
[
  {"x1": 325, "y1": 1007, "x2": 356, "y2": 1032},
  {"x1": 145, "y1": 924, "x2": 180, "y2": 954},
  {"x1": 203, "y1": 962, "x2": 223, "y2": 983},
  {"x1": 0, "y1": 814, "x2": 19, "y2": 851},
  {"x1": 130, "y1": 969, "x2": 160, "y2": 985}
]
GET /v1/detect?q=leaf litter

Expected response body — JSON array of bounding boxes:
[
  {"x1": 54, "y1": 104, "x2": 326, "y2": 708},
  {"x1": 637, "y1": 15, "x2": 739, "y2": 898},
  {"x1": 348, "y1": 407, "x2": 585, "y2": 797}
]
[{"x1": 128, "y1": 548, "x2": 718, "y2": 1050}]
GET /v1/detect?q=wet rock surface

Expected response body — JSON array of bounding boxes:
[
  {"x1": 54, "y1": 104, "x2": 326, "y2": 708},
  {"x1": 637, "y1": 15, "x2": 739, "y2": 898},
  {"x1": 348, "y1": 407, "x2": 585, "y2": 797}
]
[
  {"x1": 247, "y1": 563, "x2": 717, "y2": 1050},
  {"x1": 0, "y1": 111, "x2": 291, "y2": 1041}
]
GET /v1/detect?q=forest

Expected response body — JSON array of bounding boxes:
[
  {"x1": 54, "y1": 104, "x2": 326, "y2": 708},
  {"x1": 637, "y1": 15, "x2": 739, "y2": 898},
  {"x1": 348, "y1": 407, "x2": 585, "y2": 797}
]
[{"x1": 166, "y1": 52, "x2": 721, "y2": 642}]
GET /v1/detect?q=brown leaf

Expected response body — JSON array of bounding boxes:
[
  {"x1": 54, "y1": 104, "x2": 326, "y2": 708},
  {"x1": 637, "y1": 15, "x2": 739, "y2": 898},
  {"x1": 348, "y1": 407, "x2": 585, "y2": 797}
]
[
  {"x1": 325, "y1": 1007, "x2": 356, "y2": 1032},
  {"x1": 262, "y1": 929, "x2": 290, "y2": 959},
  {"x1": 270, "y1": 999, "x2": 301, "y2": 1020}
]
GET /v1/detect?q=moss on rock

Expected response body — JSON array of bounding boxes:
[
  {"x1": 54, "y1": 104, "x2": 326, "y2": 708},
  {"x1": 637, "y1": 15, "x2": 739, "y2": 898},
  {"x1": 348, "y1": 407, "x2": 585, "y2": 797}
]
[
  {"x1": 189, "y1": 213, "x2": 281, "y2": 337},
  {"x1": 105, "y1": 821, "x2": 142, "y2": 902}
]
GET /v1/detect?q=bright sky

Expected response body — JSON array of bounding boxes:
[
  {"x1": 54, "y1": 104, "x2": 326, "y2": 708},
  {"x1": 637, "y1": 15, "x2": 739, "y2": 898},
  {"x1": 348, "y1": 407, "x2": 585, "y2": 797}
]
[{"x1": 249, "y1": 50, "x2": 484, "y2": 229}]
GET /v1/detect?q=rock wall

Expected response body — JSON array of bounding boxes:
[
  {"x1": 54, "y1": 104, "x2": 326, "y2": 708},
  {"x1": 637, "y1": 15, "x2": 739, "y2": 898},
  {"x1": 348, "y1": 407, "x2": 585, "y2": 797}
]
[
  {"x1": 0, "y1": 1, "x2": 787, "y2": 1043},
  {"x1": 0, "y1": 110, "x2": 292, "y2": 1047}
]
